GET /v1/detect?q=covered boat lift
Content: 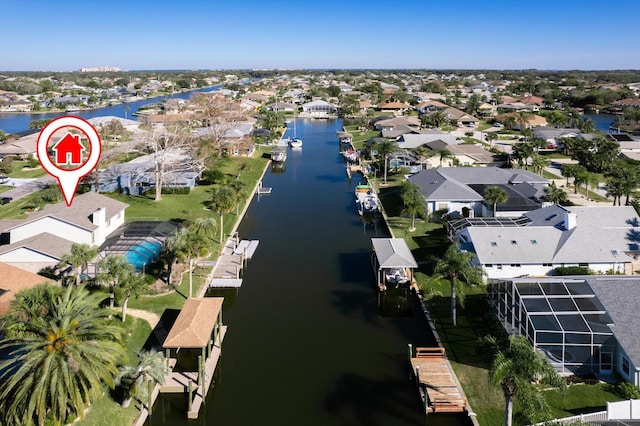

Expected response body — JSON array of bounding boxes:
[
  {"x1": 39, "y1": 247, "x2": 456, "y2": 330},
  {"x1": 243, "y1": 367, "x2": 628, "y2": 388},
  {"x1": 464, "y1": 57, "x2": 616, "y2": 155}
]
[{"x1": 371, "y1": 238, "x2": 418, "y2": 291}]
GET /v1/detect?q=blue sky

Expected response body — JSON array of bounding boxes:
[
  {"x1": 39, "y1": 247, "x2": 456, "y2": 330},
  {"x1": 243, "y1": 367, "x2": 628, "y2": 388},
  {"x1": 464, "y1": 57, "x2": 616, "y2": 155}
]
[{"x1": 1, "y1": 0, "x2": 638, "y2": 71}]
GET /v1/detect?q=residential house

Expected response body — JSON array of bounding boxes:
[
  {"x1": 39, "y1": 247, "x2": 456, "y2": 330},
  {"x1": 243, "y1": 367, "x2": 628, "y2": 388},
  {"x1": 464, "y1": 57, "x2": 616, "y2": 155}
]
[
  {"x1": 489, "y1": 275, "x2": 640, "y2": 385},
  {"x1": 420, "y1": 140, "x2": 503, "y2": 168},
  {"x1": 88, "y1": 116, "x2": 142, "y2": 132},
  {"x1": 408, "y1": 166, "x2": 548, "y2": 218},
  {"x1": 533, "y1": 127, "x2": 592, "y2": 148},
  {"x1": 301, "y1": 100, "x2": 337, "y2": 117},
  {"x1": 397, "y1": 131, "x2": 461, "y2": 149},
  {"x1": 441, "y1": 107, "x2": 479, "y2": 128},
  {"x1": 0, "y1": 192, "x2": 128, "y2": 272},
  {"x1": 374, "y1": 116, "x2": 421, "y2": 131},
  {"x1": 266, "y1": 101, "x2": 297, "y2": 112},
  {"x1": 99, "y1": 148, "x2": 202, "y2": 193},
  {"x1": 496, "y1": 113, "x2": 548, "y2": 130},
  {"x1": 450, "y1": 205, "x2": 640, "y2": 280},
  {"x1": 0, "y1": 99, "x2": 32, "y2": 112},
  {"x1": 0, "y1": 132, "x2": 38, "y2": 159},
  {"x1": 376, "y1": 101, "x2": 412, "y2": 114}
]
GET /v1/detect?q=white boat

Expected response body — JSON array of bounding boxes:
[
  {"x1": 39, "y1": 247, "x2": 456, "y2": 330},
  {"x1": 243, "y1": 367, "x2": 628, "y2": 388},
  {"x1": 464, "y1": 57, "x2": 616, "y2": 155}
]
[
  {"x1": 289, "y1": 138, "x2": 302, "y2": 148},
  {"x1": 355, "y1": 184, "x2": 379, "y2": 215},
  {"x1": 270, "y1": 148, "x2": 287, "y2": 162}
]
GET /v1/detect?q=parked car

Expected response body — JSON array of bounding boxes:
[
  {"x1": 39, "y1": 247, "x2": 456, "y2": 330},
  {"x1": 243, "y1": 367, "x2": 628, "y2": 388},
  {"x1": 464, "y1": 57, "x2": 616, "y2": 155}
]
[
  {"x1": 492, "y1": 122, "x2": 504, "y2": 128},
  {"x1": 0, "y1": 196, "x2": 12, "y2": 205},
  {"x1": 0, "y1": 175, "x2": 9, "y2": 184}
]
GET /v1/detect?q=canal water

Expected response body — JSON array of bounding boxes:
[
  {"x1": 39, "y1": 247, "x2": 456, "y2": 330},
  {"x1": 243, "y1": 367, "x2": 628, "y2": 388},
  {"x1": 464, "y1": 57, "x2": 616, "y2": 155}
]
[
  {"x1": 147, "y1": 119, "x2": 469, "y2": 426},
  {"x1": 0, "y1": 86, "x2": 221, "y2": 134}
]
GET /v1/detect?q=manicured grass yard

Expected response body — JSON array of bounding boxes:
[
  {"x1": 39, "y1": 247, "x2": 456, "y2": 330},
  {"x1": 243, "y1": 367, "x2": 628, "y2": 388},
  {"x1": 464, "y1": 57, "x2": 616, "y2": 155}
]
[{"x1": 375, "y1": 169, "x2": 624, "y2": 425}]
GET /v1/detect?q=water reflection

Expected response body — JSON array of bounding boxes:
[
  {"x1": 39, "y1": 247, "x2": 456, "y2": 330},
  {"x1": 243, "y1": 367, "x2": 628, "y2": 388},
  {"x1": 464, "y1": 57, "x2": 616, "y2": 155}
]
[{"x1": 148, "y1": 118, "x2": 470, "y2": 426}]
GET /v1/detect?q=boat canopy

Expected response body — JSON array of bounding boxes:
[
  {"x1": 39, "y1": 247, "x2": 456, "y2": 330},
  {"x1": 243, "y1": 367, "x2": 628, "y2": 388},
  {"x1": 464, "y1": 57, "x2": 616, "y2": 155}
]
[{"x1": 371, "y1": 238, "x2": 418, "y2": 269}]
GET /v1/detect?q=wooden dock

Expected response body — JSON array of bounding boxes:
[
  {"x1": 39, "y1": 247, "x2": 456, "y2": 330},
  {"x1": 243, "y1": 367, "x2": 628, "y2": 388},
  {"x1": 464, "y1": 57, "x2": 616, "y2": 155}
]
[
  {"x1": 409, "y1": 346, "x2": 467, "y2": 414},
  {"x1": 233, "y1": 240, "x2": 259, "y2": 259},
  {"x1": 160, "y1": 326, "x2": 227, "y2": 419}
]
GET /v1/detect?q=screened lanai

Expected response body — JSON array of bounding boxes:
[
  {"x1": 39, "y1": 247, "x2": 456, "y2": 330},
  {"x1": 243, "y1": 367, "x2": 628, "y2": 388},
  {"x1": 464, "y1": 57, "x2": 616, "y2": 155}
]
[
  {"x1": 99, "y1": 221, "x2": 179, "y2": 272},
  {"x1": 489, "y1": 278, "x2": 615, "y2": 376}
]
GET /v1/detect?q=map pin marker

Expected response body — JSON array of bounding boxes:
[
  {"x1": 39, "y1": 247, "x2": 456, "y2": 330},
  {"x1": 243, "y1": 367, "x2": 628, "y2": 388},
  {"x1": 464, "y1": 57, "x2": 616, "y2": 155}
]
[{"x1": 37, "y1": 116, "x2": 102, "y2": 207}]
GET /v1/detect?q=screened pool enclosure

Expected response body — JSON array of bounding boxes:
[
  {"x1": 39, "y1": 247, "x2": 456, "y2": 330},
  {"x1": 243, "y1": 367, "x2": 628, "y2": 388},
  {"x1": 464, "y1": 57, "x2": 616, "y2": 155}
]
[{"x1": 489, "y1": 278, "x2": 615, "y2": 376}]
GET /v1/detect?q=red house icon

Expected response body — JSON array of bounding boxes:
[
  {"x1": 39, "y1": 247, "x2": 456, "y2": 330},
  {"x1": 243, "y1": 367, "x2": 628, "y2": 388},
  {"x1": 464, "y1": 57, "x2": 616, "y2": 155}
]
[{"x1": 52, "y1": 132, "x2": 86, "y2": 165}]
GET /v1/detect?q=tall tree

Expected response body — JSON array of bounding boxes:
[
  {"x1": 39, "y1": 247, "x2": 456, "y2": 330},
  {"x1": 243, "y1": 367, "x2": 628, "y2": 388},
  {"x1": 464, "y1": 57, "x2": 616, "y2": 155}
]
[
  {"x1": 120, "y1": 272, "x2": 149, "y2": 322},
  {"x1": 144, "y1": 122, "x2": 202, "y2": 201},
  {"x1": 485, "y1": 131, "x2": 498, "y2": 148},
  {"x1": 502, "y1": 116, "x2": 516, "y2": 131},
  {"x1": 209, "y1": 185, "x2": 238, "y2": 244},
  {"x1": 400, "y1": 180, "x2": 427, "y2": 231},
  {"x1": 191, "y1": 92, "x2": 246, "y2": 158},
  {"x1": 434, "y1": 245, "x2": 485, "y2": 326},
  {"x1": 167, "y1": 226, "x2": 207, "y2": 297},
  {"x1": 436, "y1": 148, "x2": 454, "y2": 167},
  {"x1": 483, "y1": 186, "x2": 509, "y2": 217},
  {"x1": 60, "y1": 243, "x2": 98, "y2": 286},
  {"x1": 0, "y1": 285, "x2": 125, "y2": 426},
  {"x1": 489, "y1": 335, "x2": 565, "y2": 426},
  {"x1": 97, "y1": 255, "x2": 134, "y2": 309},
  {"x1": 373, "y1": 139, "x2": 398, "y2": 184}
]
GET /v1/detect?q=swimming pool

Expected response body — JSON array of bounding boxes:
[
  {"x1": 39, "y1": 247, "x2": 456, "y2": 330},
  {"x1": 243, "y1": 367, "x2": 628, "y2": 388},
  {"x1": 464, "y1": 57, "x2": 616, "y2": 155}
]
[{"x1": 125, "y1": 240, "x2": 163, "y2": 271}]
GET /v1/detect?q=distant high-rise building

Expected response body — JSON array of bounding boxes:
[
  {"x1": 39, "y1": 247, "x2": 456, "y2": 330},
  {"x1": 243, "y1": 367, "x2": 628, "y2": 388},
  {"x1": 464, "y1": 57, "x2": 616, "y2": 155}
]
[{"x1": 78, "y1": 66, "x2": 122, "y2": 72}]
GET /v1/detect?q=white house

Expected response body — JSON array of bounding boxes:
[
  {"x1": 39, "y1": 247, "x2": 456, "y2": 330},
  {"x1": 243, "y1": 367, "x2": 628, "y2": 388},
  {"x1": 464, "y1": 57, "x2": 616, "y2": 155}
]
[
  {"x1": 301, "y1": 100, "x2": 337, "y2": 117},
  {"x1": 0, "y1": 192, "x2": 128, "y2": 272},
  {"x1": 451, "y1": 205, "x2": 640, "y2": 280}
]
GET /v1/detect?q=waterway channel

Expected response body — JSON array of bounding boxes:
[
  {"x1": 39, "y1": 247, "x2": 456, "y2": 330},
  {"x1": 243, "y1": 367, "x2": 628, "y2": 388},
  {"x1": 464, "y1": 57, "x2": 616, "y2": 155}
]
[{"x1": 147, "y1": 118, "x2": 470, "y2": 426}]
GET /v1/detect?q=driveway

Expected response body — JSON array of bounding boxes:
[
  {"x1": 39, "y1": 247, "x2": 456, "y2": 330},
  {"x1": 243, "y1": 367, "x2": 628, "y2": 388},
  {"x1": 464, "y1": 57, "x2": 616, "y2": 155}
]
[{"x1": 1, "y1": 176, "x2": 56, "y2": 201}]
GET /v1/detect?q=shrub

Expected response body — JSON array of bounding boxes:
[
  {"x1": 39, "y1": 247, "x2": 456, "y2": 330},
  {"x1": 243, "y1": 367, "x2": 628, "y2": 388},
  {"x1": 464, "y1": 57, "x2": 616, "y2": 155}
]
[
  {"x1": 160, "y1": 186, "x2": 190, "y2": 195},
  {"x1": 554, "y1": 266, "x2": 591, "y2": 276},
  {"x1": 615, "y1": 382, "x2": 640, "y2": 399}
]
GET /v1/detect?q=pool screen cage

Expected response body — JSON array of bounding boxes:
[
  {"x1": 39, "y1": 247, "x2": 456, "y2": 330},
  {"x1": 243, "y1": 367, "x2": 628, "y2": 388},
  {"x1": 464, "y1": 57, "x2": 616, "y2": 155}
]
[
  {"x1": 489, "y1": 278, "x2": 615, "y2": 376},
  {"x1": 99, "y1": 221, "x2": 179, "y2": 271}
]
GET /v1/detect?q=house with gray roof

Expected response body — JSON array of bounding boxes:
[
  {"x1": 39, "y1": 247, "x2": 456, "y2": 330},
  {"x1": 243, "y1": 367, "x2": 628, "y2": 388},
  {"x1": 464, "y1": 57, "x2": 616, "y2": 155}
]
[
  {"x1": 489, "y1": 275, "x2": 640, "y2": 385},
  {"x1": 407, "y1": 167, "x2": 548, "y2": 218},
  {"x1": 452, "y1": 204, "x2": 640, "y2": 280},
  {"x1": 0, "y1": 192, "x2": 128, "y2": 272}
]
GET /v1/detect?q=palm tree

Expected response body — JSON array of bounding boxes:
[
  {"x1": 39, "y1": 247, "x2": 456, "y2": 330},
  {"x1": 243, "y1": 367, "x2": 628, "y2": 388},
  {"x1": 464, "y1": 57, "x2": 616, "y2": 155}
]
[
  {"x1": 485, "y1": 131, "x2": 498, "y2": 148},
  {"x1": 583, "y1": 172, "x2": 600, "y2": 199},
  {"x1": 429, "y1": 111, "x2": 446, "y2": 129},
  {"x1": 191, "y1": 217, "x2": 217, "y2": 245},
  {"x1": 489, "y1": 335, "x2": 565, "y2": 426},
  {"x1": 502, "y1": 116, "x2": 516, "y2": 131},
  {"x1": 209, "y1": 185, "x2": 238, "y2": 244},
  {"x1": 60, "y1": 243, "x2": 98, "y2": 286},
  {"x1": 97, "y1": 255, "x2": 134, "y2": 309},
  {"x1": 0, "y1": 285, "x2": 125, "y2": 426},
  {"x1": 579, "y1": 116, "x2": 595, "y2": 132},
  {"x1": 374, "y1": 139, "x2": 398, "y2": 185},
  {"x1": 437, "y1": 148, "x2": 454, "y2": 167},
  {"x1": 516, "y1": 111, "x2": 530, "y2": 130},
  {"x1": 543, "y1": 181, "x2": 569, "y2": 205},
  {"x1": 167, "y1": 227, "x2": 207, "y2": 297},
  {"x1": 483, "y1": 186, "x2": 508, "y2": 217},
  {"x1": 400, "y1": 181, "x2": 426, "y2": 231},
  {"x1": 433, "y1": 245, "x2": 485, "y2": 326},
  {"x1": 116, "y1": 350, "x2": 169, "y2": 408},
  {"x1": 530, "y1": 153, "x2": 551, "y2": 175},
  {"x1": 120, "y1": 272, "x2": 149, "y2": 322}
]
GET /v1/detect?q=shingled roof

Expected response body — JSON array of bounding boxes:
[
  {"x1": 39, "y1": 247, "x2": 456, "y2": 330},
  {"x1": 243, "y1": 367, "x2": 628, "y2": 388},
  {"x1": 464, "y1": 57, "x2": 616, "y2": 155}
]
[{"x1": 163, "y1": 297, "x2": 224, "y2": 349}]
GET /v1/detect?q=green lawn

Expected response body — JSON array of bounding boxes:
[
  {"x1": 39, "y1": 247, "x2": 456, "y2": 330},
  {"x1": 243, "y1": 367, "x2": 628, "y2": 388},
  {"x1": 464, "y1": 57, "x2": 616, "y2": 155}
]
[
  {"x1": 5, "y1": 160, "x2": 47, "y2": 178},
  {"x1": 380, "y1": 183, "x2": 624, "y2": 425}
]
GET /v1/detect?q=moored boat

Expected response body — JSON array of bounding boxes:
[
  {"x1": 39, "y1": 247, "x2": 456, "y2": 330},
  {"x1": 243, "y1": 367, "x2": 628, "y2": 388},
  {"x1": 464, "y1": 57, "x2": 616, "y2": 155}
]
[
  {"x1": 270, "y1": 148, "x2": 287, "y2": 162},
  {"x1": 289, "y1": 138, "x2": 302, "y2": 148},
  {"x1": 355, "y1": 183, "x2": 379, "y2": 215}
]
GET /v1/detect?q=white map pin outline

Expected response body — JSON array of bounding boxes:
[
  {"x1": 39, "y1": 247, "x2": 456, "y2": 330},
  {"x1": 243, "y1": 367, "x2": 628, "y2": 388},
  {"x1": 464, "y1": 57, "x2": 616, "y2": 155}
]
[{"x1": 36, "y1": 116, "x2": 102, "y2": 206}]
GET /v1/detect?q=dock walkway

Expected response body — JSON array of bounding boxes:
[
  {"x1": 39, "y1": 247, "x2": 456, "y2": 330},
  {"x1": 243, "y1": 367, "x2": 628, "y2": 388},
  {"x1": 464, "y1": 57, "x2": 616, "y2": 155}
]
[
  {"x1": 160, "y1": 326, "x2": 227, "y2": 419},
  {"x1": 409, "y1": 346, "x2": 467, "y2": 414}
]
